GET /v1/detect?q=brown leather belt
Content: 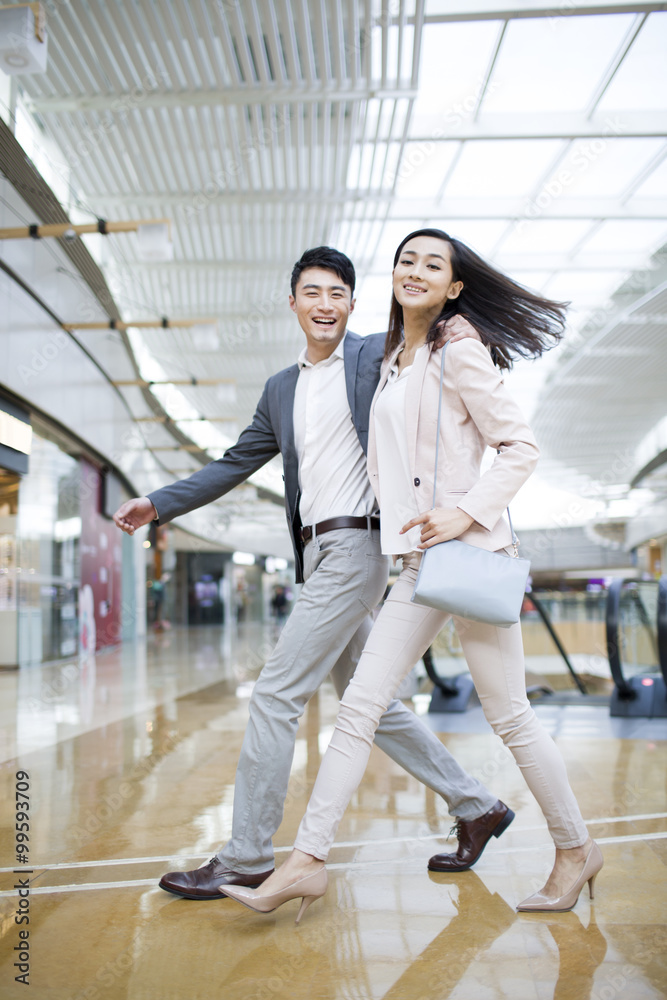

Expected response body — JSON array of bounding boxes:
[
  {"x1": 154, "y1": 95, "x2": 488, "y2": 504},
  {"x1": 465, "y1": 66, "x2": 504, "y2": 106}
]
[{"x1": 300, "y1": 515, "x2": 380, "y2": 543}]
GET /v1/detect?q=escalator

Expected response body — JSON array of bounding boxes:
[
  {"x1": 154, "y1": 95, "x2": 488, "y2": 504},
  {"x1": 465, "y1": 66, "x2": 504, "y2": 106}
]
[
  {"x1": 423, "y1": 576, "x2": 667, "y2": 717},
  {"x1": 608, "y1": 577, "x2": 667, "y2": 717}
]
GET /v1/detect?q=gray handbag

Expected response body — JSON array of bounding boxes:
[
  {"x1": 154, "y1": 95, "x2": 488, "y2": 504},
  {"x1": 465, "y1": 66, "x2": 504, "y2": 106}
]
[{"x1": 410, "y1": 342, "x2": 530, "y2": 627}]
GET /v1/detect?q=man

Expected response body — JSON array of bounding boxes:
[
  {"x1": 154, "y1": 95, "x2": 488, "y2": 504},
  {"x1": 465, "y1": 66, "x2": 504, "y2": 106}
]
[{"x1": 113, "y1": 247, "x2": 513, "y2": 899}]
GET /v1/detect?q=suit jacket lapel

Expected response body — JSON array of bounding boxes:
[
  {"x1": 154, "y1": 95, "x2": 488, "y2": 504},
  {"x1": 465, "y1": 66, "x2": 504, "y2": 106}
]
[
  {"x1": 343, "y1": 330, "x2": 362, "y2": 422},
  {"x1": 279, "y1": 364, "x2": 300, "y2": 458}
]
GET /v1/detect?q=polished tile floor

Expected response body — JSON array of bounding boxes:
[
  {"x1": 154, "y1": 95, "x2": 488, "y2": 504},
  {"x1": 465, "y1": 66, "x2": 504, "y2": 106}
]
[{"x1": 1, "y1": 625, "x2": 666, "y2": 999}]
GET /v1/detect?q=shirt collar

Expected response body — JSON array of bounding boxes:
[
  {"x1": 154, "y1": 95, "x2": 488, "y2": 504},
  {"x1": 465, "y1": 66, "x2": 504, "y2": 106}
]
[{"x1": 297, "y1": 332, "x2": 347, "y2": 369}]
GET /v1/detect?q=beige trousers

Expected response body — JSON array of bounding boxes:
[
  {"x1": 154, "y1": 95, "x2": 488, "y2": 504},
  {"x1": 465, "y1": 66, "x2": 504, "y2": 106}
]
[{"x1": 294, "y1": 551, "x2": 589, "y2": 859}]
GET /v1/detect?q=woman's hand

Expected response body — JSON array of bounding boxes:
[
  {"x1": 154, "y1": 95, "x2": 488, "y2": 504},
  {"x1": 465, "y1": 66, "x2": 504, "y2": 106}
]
[
  {"x1": 436, "y1": 315, "x2": 481, "y2": 345},
  {"x1": 400, "y1": 508, "x2": 474, "y2": 548}
]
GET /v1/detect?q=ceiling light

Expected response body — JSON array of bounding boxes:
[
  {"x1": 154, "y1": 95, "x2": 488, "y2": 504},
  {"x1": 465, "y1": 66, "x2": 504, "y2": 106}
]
[
  {"x1": 191, "y1": 323, "x2": 220, "y2": 351},
  {"x1": 0, "y1": 2, "x2": 48, "y2": 75},
  {"x1": 232, "y1": 552, "x2": 255, "y2": 565},
  {"x1": 137, "y1": 222, "x2": 174, "y2": 262}
]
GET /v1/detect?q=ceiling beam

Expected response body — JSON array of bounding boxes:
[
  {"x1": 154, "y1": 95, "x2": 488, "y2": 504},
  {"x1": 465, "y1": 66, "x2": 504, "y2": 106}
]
[
  {"x1": 395, "y1": 196, "x2": 667, "y2": 220},
  {"x1": 105, "y1": 252, "x2": 652, "y2": 272},
  {"x1": 406, "y1": 110, "x2": 667, "y2": 141},
  {"x1": 27, "y1": 83, "x2": 418, "y2": 115},
  {"x1": 84, "y1": 192, "x2": 667, "y2": 220},
  {"x1": 420, "y1": 2, "x2": 666, "y2": 23}
]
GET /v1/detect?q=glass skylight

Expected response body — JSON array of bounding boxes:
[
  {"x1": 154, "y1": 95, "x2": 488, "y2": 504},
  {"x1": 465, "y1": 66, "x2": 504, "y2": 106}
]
[
  {"x1": 597, "y1": 12, "x2": 667, "y2": 111},
  {"x1": 395, "y1": 141, "x2": 460, "y2": 198},
  {"x1": 443, "y1": 139, "x2": 563, "y2": 198},
  {"x1": 480, "y1": 14, "x2": 636, "y2": 114},
  {"x1": 408, "y1": 20, "x2": 503, "y2": 137},
  {"x1": 628, "y1": 150, "x2": 667, "y2": 199},
  {"x1": 578, "y1": 220, "x2": 667, "y2": 255},
  {"x1": 542, "y1": 269, "x2": 630, "y2": 305},
  {"x1": 427, "y1": 218, "x2": 508, "y2": 257},
  {"x1": 541, "y1": 138, "x2": 666, "y2": 200},
  {"x1": 498, "y1": 219, "x2": 594, "y2": 256}
]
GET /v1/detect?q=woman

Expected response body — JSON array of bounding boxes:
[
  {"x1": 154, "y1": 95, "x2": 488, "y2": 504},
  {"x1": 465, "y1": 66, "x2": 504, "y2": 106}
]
[{"x1": 222, "y1": 228, "x2": 603, "y2": 921}]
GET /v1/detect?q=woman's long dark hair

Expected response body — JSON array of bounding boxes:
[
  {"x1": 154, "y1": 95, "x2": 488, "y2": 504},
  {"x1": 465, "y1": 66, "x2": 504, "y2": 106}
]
[{"x1": 385, "y1": 228, "x2": 567, "y2": 369}]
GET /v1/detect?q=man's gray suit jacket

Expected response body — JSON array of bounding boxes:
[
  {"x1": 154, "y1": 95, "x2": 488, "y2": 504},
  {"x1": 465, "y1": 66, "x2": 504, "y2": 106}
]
[{"x1": 147, "y1": 331, "x2": 385, "y2": 582}]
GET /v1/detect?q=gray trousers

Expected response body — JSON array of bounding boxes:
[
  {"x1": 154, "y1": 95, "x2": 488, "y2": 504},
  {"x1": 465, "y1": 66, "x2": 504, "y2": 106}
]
[{"x1": 218, "y1": 527, "x2": 497, "y2": 874}]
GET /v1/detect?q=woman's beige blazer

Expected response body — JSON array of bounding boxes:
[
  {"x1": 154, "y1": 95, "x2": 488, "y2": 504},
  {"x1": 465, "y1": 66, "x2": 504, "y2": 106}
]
[{"x1": 366, "y1": 338, "x2": 540, "y2": 552}]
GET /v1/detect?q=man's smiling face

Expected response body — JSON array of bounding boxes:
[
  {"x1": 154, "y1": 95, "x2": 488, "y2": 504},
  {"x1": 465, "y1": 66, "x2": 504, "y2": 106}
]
[{"x1": 289, "y1": 267, "x2": 355, "y2": 357}]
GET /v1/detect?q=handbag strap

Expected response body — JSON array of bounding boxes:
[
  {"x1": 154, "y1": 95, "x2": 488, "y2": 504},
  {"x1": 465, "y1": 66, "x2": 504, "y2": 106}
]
[{"x1": 431, "y1": 342, "x2": 519, "y2": 554}]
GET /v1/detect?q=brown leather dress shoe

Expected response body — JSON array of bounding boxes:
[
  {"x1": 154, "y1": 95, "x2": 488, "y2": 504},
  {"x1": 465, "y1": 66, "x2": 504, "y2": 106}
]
[
  {"x1": 428, "y1": 800, "x2": 515, "y2": 873},
  {"x1": 159, "y1": 858, "x2": 274, "y2": 899}
]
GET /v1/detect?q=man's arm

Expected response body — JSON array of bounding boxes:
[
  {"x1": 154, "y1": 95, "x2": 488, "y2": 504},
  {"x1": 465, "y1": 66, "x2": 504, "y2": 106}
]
[{"x1": 113, "y1": 382, "x2": 280, "y2": 535}]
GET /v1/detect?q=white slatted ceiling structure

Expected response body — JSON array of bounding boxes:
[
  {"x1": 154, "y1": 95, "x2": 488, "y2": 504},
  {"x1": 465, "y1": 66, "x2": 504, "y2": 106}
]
[
  {"x1": 18, "y1": 0, "x2": 422, "y2": 479},
  {"x1": 7, "y1": 0, "x2": 667, "y2": 542}
]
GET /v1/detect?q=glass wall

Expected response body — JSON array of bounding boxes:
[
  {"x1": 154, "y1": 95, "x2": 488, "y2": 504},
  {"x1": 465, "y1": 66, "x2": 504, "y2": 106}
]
[
  {"x1": 15, "y1": 422, "x2": 81, "y2": 664},
  {"x1": 0, "y1": 470, "x2": 20, "y2": 666}
]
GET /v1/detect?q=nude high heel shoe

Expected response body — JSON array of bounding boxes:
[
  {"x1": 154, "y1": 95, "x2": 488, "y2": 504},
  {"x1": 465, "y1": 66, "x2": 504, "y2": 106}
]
[
  {"x1": 220, "y1": 868, "x2": 328, "y2": 924},
  {"x1": 517, "y1": 841, "x2": 603, "y2": 913}
]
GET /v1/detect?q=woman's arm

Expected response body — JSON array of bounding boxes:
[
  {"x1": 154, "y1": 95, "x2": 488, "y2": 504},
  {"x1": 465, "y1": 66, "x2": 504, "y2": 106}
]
[
  {"x1": 447, "y1": 339, "x2": 539, "y2": 531},
  {"x1": 400, "y1": 338, "x2": 538, "y2": 548}
]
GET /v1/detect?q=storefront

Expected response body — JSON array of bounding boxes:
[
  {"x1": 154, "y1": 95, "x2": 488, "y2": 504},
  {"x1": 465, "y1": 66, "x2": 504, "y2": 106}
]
[{"x1": 0, "y1": 393, "x2": 137, "y2": 668}]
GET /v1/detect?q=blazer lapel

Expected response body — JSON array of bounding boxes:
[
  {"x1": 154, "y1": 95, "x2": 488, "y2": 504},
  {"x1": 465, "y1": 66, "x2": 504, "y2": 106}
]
[{"x1": 405, "y1": 344, "x2": 430, "y2": 479}]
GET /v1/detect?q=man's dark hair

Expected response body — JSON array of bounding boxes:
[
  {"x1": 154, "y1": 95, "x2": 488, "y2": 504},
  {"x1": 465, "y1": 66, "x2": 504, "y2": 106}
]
[{"x1": 290, "y1": 246, "x2": 356, "y2": 296}]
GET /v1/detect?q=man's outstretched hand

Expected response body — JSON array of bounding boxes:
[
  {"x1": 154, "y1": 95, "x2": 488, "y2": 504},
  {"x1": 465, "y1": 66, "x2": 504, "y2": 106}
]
[{"x1": 113, "y1": 497, "x2": 158, "y2": 535}]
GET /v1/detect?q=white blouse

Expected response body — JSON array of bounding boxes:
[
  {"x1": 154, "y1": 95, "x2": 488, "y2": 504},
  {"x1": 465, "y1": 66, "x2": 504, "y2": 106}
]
[{"x1": 373, "y1": 356, "x2": 423, "y2": 555}]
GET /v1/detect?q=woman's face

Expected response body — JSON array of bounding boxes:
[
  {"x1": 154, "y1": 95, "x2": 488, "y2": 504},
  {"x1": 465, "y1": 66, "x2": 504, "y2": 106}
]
[{"x1": 392, "y1": 236, "x2": 463, "y2": 314}]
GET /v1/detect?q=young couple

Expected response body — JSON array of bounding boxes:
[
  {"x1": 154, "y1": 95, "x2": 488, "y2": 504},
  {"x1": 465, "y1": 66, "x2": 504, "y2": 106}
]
[{"x1": 114, "y1": 230, "x2": 602, "y2": 921}]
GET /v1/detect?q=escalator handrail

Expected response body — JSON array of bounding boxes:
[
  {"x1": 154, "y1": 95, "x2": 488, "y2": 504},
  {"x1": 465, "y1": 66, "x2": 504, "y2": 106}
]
[
  {"x1": 658, "y1": 575, "x2": 667, "y2": 688},
  {"x1": 606, "y1": 578, "x2": 631, "y2": 696},
  {"x1": 529, "y1": 593, "x2": 587, "y2": 695},
  {"x1": 606, "y1": 577, "x2": 661, "y2": 697}
]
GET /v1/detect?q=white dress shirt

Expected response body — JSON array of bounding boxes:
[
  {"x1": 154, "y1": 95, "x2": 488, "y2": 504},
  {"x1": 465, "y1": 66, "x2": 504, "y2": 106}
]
[
  {"x1": 293, "y1": 334, "x2": 376, "y2": 527},
  {"x1": 372, "y1": 354, "x2": 422, "y2": 555}
]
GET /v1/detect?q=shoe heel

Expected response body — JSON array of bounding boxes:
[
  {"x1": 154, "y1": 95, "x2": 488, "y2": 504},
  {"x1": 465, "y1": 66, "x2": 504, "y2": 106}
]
[
  {"x1": 588, "y1": 873, "x2": 597, "y2": 900},
  {"x1": 295, "y1": 895, "x2": 318, "y2": 925},
  {"x1": 493, "y1": 808, "x2": 515, "y2": 838}
]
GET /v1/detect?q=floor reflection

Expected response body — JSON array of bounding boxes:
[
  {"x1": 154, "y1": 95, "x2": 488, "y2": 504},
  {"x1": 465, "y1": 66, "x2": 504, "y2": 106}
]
[
  {"x1": 383, "y1": 873, "x2": 517, "y2": 999},
  {"x1": 0, "y1": 624, "x2": 665, "y2": 999},
  {"x1": 548, "y1": 913, "x2": 608, "y2": 1000}
]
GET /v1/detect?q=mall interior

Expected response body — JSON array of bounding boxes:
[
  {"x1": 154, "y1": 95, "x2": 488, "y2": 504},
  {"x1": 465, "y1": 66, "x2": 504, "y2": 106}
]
[{"x1": 0, "y1": 1, "x2": 666, "y2": 997}]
